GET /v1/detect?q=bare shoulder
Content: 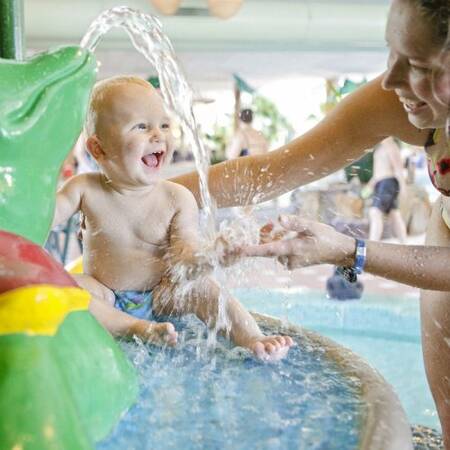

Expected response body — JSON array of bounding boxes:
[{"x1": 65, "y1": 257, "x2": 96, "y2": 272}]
[
  {"x1": 62, "y1": 171, "x2": 102, "y2": 193},
  {"x1": 80, "y1": 171, "x2": 104, "y2": 187},
  {"x1": 161, "y1": 179, "x2": 198, "y2": 208}
]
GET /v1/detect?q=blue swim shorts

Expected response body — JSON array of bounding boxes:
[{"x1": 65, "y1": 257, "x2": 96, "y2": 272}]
[
  {"x1": 114, "y1": 290, "x2": 154, "y2": 320},
  {"x1": 372, "y1": 177, "x2": 400, "y2": 214}
]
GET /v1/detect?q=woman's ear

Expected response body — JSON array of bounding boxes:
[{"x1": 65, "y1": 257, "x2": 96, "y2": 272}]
[{"x1": 86, "y1": 135, "x2": 105, "y2": 161}]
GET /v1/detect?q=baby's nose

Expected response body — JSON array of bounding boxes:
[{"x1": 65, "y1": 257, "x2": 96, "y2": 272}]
[{"x1": 149, "y1": 128, "x2": 162, "y2": 141}]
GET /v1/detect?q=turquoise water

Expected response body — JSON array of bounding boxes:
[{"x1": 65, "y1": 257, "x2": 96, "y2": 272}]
[
  {"x1": 97, "y1": 317, "x2": 363, "y2": 450},
  {"x1": 236, "y1": 288, "x2": 439, "y2": 430}
]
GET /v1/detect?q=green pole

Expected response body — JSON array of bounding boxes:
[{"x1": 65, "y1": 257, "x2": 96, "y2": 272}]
[{"x1": 0, "y1": 0, "x2": 25, "y2": 60}]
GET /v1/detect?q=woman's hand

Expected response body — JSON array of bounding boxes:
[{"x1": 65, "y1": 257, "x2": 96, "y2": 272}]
[{"x1": 243, "y1": 215, "x2": 356, "y2": 270}]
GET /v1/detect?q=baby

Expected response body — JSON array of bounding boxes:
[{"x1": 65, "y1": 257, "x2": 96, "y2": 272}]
[{"x1": 54, "y1": 76, "x2": 293, "y2": 361}]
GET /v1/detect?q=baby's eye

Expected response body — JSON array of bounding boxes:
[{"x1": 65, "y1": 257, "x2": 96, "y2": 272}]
[
  {"x1": 134, "y1": 123, "x2": 147, "y2": 130},
  {"x1": 161, "y1": 123, "x2": 170, "y2": 130}
]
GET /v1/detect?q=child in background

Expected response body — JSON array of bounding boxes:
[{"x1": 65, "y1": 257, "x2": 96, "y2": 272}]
[{"x1": 54, "y1": 76, "x2": 293, "y2": 361}]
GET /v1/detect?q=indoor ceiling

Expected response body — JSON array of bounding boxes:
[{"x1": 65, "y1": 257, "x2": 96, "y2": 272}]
[{"x1": 24, "y1": 0, "x2": 391, "y2": 87}]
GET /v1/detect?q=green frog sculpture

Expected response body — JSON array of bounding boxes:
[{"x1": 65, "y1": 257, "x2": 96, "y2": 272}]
[
  {"x1": 0, "y1": 47, "x2": 138, "y2": 450},
  {"x1": 1, "y1": 46, "x2": 92, "y2": 245}
]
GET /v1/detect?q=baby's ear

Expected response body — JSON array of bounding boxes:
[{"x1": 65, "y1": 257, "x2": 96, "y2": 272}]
[{"x1": 86, "y1": 135, "x2": 105, "y2": 160}]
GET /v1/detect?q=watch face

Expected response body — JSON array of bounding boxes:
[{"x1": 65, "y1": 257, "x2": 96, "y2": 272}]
[{"x1": 336, "y1": 266, "x2": 358, "y2": 283}]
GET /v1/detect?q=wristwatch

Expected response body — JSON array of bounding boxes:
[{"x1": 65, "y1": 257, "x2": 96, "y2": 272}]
[{"x1": 336, "y1": 239, "x2": 366, "y2": 283}]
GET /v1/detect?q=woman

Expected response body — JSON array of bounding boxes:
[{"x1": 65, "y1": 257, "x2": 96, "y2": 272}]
[{"x1": 172, "y1": 0, "x2": 450, "y2": 445}]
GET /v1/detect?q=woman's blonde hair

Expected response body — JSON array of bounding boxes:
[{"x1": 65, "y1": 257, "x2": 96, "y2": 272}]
[{"x1": 412, "y1": 0, "x2": 449, "y2": 45}]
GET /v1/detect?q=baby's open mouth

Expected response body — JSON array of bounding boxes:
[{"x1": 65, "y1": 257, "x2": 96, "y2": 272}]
[{"x1": 141, "y1": 151, "x2": 165, "y2": 168}]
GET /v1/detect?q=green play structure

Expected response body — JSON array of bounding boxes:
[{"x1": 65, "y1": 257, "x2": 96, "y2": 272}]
[
  {"x1": 0, "y1": 46, "x2": 95, "y2": 244},
  {"x1": 0, "y1": 2, "x2": 139, "y2": 449}
]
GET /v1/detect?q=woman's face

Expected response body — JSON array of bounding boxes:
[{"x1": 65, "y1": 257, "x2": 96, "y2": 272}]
[{"x1": 382, "y1": 0, "x2": 448, "y2": 129}]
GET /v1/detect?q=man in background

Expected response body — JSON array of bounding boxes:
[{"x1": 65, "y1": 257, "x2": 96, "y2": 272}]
[
  {"x1": 368, "y1": 137, "x2": 407, "y2": 243},
  {"x1": 226, "y1": 109, "x2": 269, "y2": 159}
]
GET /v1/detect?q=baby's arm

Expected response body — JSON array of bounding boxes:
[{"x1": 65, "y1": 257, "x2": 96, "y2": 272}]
[
  {"x1": 52, "y1": 174, "x2": 85, "y2": 227},
  {"x1": 167, "y1": 185, "x2": 242, "y2": 279},
  {"x1": 167, "y1": 186, "x2": 214, "y2": 280}
]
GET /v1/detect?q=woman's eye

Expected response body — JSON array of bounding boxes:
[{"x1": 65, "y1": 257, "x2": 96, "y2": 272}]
[{"x1": 409, "y1": 63, "x2": 431, "y2": 74}]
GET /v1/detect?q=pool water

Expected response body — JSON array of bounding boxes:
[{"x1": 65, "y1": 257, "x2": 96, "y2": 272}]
[
  {"x1": 236, "y1": 288, "x2": 439, "y2": 430},
  {"x1": 97, "y1": 317, "x2": 363, "y2": 450}
]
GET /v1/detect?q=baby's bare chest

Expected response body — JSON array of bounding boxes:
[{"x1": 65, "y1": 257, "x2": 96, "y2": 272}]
[{"x1": 82, "y1": 191, "x2": 175, "y2": 247}]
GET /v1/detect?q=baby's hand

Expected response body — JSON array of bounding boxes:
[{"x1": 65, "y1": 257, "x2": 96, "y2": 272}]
[{"x1": 215, "y1": 235, "x2": 243, "y2": 267}]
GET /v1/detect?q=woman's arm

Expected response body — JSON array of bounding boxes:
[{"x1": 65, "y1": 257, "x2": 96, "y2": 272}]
[
  {"x1": 172, "y1": 75, "x2": 427, "y2": 208},
  {"x1": 244, "y1": 215, "x2": 450, "y2": 291},
  {"x1": 364, "y1": 241, "x2": 450, "y2": 291}
]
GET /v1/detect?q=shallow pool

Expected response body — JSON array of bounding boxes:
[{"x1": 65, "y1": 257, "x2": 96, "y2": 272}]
[
  {"x1": 97, "y1": 317, "x2": 363, "y2": 450},
  {"x1": 236, "y1": 288, "x2": 438, "y2": 430}
]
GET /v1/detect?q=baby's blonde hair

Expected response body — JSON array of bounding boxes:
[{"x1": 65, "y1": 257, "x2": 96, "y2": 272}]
[{"x1": 85, "y1": 75, "x2": 153, "y2": 137}]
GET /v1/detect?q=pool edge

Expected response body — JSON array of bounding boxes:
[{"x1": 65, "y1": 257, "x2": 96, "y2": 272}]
[{"x1": 251, "y1": 311, "x2": 414, "y2": 450}]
